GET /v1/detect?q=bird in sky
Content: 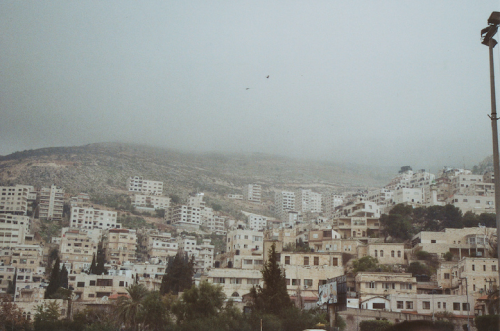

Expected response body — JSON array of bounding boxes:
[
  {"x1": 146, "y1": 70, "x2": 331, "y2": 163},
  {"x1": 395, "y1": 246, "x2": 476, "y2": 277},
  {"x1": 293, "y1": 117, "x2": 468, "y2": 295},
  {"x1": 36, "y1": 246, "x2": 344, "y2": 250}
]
[
  {"x1": 266, "y1": 75, "x2": 269, "y2": 78},
  {"x1": 246, "y1": 88, "x2": 250, "y2": 90}
]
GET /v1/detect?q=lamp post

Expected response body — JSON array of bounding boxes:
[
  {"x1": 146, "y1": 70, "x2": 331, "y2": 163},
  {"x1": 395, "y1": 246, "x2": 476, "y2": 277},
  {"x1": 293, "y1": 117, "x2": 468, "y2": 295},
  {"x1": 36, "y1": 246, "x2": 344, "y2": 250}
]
[
  {"x1": 460, "y1": 277, "x2": 470, "y2": 331},
  {"x1": 481, "y1": 10, "x2": 500, "y2": 321}
]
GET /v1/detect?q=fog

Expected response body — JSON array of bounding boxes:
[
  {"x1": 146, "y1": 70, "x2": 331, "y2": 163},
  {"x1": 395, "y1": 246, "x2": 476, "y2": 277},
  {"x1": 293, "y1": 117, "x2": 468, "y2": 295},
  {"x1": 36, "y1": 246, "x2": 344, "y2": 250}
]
[{"x1": 1, "y1": 1, "x2": 499, "y2": 169}]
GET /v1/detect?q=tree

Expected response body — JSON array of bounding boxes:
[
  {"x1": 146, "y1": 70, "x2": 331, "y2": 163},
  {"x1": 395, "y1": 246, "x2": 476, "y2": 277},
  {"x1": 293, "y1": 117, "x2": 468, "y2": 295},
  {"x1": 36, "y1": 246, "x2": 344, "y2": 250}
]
[
  {"x1": 160, "y1": 253, "x2": 194, "y2": 295},
  {"x1": 475, "y1": 314, "x2": 499, "y2": 331},
  {"x1": 407, "y1": 261, "x2": 431, "y2": 276},
  {"x1": 139, "y1": 291, "x2": 171, "y2": 331},
  {"x1": 359, "y1": 320, "x2": 392, "y2": 331},
  {"x1": 95, "y1": 242, "x2": 106, "y2": 275},
  {"x1": 250, "y1": 243, "x2": 293, "y2": 317},
  {"x1": 45, "y1": 256, "x2": 61, "y2": 299},
  {"x1": 88, "y1": 253, "x2": 97, "y2": 274},
  {"x1": 7, "y1": 269, "x2": 16, "y2": 295},
  {"x1": 352, "y1": 256, "x2": 379, "y2": 273},
  {"x1": 169, "y1": 194, "x2": 181, "y2": 204},
  {"x1": 60, "y1": 264, "x2": 69, "y2": 289},
  {"x1": 115, "y1": 284, "x2": 148, "y2": 331},
  {"x1": 34, "y1": 300, "x2": 63, "y2": 331},
  {"x1": 0, "y1": 299, "x2": 31, "y2": 331},
  {"x1": 379, "y1": 213, "x2": 413, "y2": 242},
  {"x1": 172, "y1": 281, "x2": 225, "y2": 323}
]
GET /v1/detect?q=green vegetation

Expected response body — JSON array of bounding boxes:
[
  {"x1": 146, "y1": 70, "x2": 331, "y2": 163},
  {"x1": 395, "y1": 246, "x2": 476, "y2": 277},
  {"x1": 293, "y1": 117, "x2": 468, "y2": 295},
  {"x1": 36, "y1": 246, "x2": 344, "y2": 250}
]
[
  {"x1": 359, "y1": 320, "x2": 392, "y2": 331},
  {"x1": 475, "y1": 315, "x2": 500, "y2": 331},
  {"x1": 118, "y1": 214, "x2": 154, "y2": 230},
  {"x1": 0, "y1": 299, "x2": 31, "y2": 331},
  {"x1": 160, "y1": 253, "x2": 195, "y2": 296},
  {"x1": 351, "y1": 256, "x2": 391, "y2": 273},
  {"x1": 407, "y1": 261, "x2": 432, "y2": 277},
  {"x1": 90, "y1": 193, "x2": 133, "y2": 211}
]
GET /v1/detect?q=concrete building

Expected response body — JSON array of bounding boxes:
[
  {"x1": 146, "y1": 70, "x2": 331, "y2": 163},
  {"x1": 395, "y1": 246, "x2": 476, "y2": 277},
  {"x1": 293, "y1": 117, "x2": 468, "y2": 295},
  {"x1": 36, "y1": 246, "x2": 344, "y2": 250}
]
[
  {"x1": 165, "y1": 205, "x2": 201, "y2": 230},
  {"x1": 411, "y1": 227, "x2": 496, "y2": 259},
  {"x1": 361, "y1": 243, "x2": 405, "y2": 265},
  {"x1": 204, "y1": 215, "x2": 226, "y2": 235},
  {"x1": 141, "y1": 230, "x2": 178, "y2": 262},
  {"x1": 133, "y1": 194, "x2": 170, "y2": 210},
  {"x1": 225, "y1": 229, "x2": 264, "y2": 269},
  {"x1": 127, "y1": 176, "x2": 163, "y2": 196},
  {"x1": 449, "y1": 195, "x2": 495, "y2": 214},
  {"x1": 242, "y1": 184, "x2": 261, "y2": 203},
  {"x1": 68, "y1": 273, "x2": 134, "y2": 301},
  {"x1": 104, "y1": 229, "x2": 137, "y2": 265},
  {"x1": 274, "y1": 191, "x2": 295, "y2": 220},
  {"x1": 332, "y1": 217, "x2": 381, "y2": 239},
  {"x1": 60, "y1": 227, "x2": 101, "y2": 273},
  {"x1": 38, "y1": 185, "x2": 64, "y2": 220},
  {"x1": 0, "y1": 214, "x2": 30, "y2": 247},
  {"x1": 295, "y1": 189, "x2": 322, "y2": 213},
  {"x1": 0, "y1": 185, "x2": 34, "y2": 216},
  {"x1": 248, "y1": 213, "x2": 268, "y2": 231},
  {"x1": 70, "y1": 207, "x2": 119, "y2": 230},
  {"x1": 69, "y1": 193, "x2": 90, "y2": 207},
  {"x1": 203, "y1": 268, "x2": 263, "y2": 300},
  {"x1": 356, "y1": 272, "x2": 417, "y2": 304},
  {"x1": 323, "y1": 194, "x2": 344, "y2": 219},
  {"x1": 449, "y1": 257, "x2": 499, "y2": 301},
  {"x1": 333, "y1": 200, "x2": 381, "y2": 219},
  {"x1": 392, "y1": 187, "x2": 424, "y2": 206},
  {"x1": 9, "y1": 245, "x2": 43, "y2": 269}
]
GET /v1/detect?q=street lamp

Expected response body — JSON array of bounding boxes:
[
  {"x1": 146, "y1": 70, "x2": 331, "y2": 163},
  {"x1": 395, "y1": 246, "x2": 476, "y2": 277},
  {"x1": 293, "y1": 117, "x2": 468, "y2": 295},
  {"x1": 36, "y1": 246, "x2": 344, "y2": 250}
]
[{"x1": 481, "y1": 10, "x2": 500, "y2": 321}]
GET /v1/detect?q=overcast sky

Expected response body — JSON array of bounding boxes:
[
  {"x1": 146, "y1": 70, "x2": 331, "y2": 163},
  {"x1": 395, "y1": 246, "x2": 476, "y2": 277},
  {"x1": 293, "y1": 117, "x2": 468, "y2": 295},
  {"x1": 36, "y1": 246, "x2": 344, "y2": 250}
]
[{"x1": 1, "y1": 1, "x2": 499, "y2": 169}]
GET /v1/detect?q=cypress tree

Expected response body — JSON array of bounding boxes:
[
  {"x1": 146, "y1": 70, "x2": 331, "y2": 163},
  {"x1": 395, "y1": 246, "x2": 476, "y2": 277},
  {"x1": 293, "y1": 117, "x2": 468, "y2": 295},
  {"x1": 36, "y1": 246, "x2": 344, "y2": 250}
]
[
  {"x1": 88, "y1": 253, "x2": 96, "y2": 274},
  {"x1": 60, "y1": 264, "x2": 68, "y2": 289},
  {"x1": 45, "y1": 256, "x2": 61, "y2": 298}
]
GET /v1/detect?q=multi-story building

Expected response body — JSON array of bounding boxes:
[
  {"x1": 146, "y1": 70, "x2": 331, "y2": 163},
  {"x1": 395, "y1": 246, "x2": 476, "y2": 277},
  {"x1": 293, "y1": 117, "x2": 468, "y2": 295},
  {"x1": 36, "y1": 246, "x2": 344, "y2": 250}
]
[
  {"x1": 194, "y1": 239, "x2": 215, "y2": 273},
  {"x1": 70, "y1": 207, "x2": 120, "y2": 230},
  {"x1": 0, "y1": 265, "x2": 16, "y2": 293},
  {"x1": 274, "y1": 191, "x2": 295, "y2": 221},
  {"x1": 126, "y1": 176, "x2": 163, "y2": 196},
  {"x1": 225, "y1": 229, "x2": 264, "y2": 269},
  {"x1": 358, "y1": 243, "x2": 405, "y2": 265},
  {"x1": 449, "y1": 195, "x2": 495, "y2": 214},
  {"x1": 69, "y1": 193, "x2": 90, "y2": 207},
  {"x1": 0, "y1": 214, "x2": 30, "y2": 247},
  {"x1": 356, "y1": 272, "x2": 417, "y2": 305},
  {"x1": 204, "y1": 215, "x2": 226, "y2": 235},
  {"x1": 295, "y1": 189, "x2": 322, "y2": 213},
  {"x1": 104, "y1": 229, "x2": 137, "y2": 265},
  {"x1": 68, "y1": 273, "x2": 134, "y2": 301},
  {"x1": 333, "y1": 200, "x2": 381, "y2": 219},
  {"x1": 38, "y1": 185, "x2": 64, "y2": 220},
  {"x1": 388, "y1": 293, "x2": 471, "y2": 316},
  {"x1": 411, "y1": 227, "x2": 496, "y2": 259},
  {"x1": 242, "y1": 184, "x2": 261, "y2": 203},
  {"x1": 332, "y1": 217, "x2": 380, "y2": 239},
  {"x1": 165, "y1": 205, "x2": 201, "y2": 229},
  {"x1": 187, "y1": 193, "x2": 206, "y2": 209},
  {"x1": 203, "y1": 268, "x2": 263, "y2": 300},
  {"x1": 133, "y1": 195, "x2": 170, "y2": 210},
  {"x1": 0, "y1": 185, "x2": 34, "y2": 215},
  {"x1": 60, "y1": 227, "x2": 101, "y2": 273},
  {"x1": 323, "y1": 194, "x2": 344, "y2": 219},
  {"x1": 450, "y1": 257, "x2": 499, "y2": 300},
  {"x1": 9, "y1": 245, "x2": 43, "y2": 269},
  {"x1": 142, "y1": 230, "x2": 178, "y2": 262},
  {"x1": 248, "y1": 213, "x2": 268, "y2": 231},
  {"x1": 451, "y1": 174, "x2": 485, "y2": 196}
]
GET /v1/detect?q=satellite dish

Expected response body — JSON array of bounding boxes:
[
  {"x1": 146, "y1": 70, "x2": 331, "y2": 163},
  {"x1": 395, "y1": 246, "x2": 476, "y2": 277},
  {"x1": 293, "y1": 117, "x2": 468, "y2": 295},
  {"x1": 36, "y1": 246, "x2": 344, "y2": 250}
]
[{"x1": 101, "y1": 296, "x2": 108, "y2": 302}]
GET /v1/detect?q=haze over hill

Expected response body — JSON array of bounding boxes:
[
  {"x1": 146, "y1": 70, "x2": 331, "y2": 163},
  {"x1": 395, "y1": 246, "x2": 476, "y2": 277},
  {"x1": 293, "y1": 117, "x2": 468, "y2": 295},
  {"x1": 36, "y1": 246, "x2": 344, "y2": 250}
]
[{"x1": 0, "y1": 143, "x2": 398, "y2": 197}]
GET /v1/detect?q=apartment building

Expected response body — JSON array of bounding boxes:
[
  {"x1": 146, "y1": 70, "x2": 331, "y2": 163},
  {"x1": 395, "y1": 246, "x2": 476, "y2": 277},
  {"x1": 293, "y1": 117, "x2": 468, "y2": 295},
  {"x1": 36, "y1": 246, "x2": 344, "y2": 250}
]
[
  {"x1": 194, "y1": 239, "x2": 215, "y2": 273},
  {"x1": 356, "y1": 272, "x2": 417, "y2": 304},
  {"x1": 127, "y1": 176, "x2": 163, "y2": 196},
  {"x1": 9, "y1": 245, "x2": 43, "y2": 269},
  {"x1": 333, "y1": 200, "x2": 381, "y2": 219},
  {"x1": 242, "y1": 184, "x2": 261, "y2": 203},
  {"x1": 70, "y1": 207, "x2": 119, "y2": 230},
  {"x1": 449, "y1": 195, "x2": 495, "y2": 214},
  {"x1": 332, "y1": 217, "x2": 380, "y2": 239},
  {"x1": 248, "y1": 213, "x2": 268, "y2": 231},
  {"x1": 68, "y1": 273, "x2": 134, "y2": 301},
  {"x1": 274, "y1": 191, "x2": 295, "y2": 220},
  {"x1": 104, "y1": 229, "x2": 137, "y2": 265},
  {"x1": 411, "y1": 227, "x2": 496, "y2": 259},
  {"x1": 0, "y1": 185, "x2": 34, "y2": 215},
  {"x1": 69, "y1": 193, "x2": 90, "y2": 207},
  {"x1": 204, "y1": 215, "x2": 226, "y2": 235},
  {"x1": 142, "y1": 231, "x2": 178, "y2": 261},
  {"x1": 388, "y1": 293, "x2": 471, "y2": 316},
  {"x1": 225, "y1": 229, "x2": 264, "y2": 269},
  {"x1": 323, "y1": 194, "x2": 344, "y2": 219},
  {"x1": 449, "y1": 257, "x2": 499, "y2": 300},
  {"x1": 359, "y1": 243, "x2": 405, "y2": 265},
  {"x1": 133, "y1": 194, "x2": 170, "y2": 209},
  {"x1": 451, "y1": 174, "x2": 484, "y2": 195},
  {"x1": 227, "y1": 194, "x2": 243, "y2": 200},
  {"x1": 295, "y1": 189, "x2": 322, "y2": 213},
  {"x1": 0, "y1": 214, "x2": 30, "y2": 247},
  {"x1": 392, "y1": 187, "x2": 424, "y2": 206},
  {"x1": 0, "y1": 265, "x2": 16, "y2": 293},
  {"x1": 203, "y1": 268, "x2": 263, "y2": 300},
  {"x1": 165, "y1": 205, "x2": 201, "y2": 229},
  {"x1": 187, "y1": 193, "x2": 206, "y2": 209},
  {"x1": 38, "y1": 185, "x2": 64, "y2": 220},
  {"x1": 60, "y1": 227, "x2": 101, "y2": 273}
]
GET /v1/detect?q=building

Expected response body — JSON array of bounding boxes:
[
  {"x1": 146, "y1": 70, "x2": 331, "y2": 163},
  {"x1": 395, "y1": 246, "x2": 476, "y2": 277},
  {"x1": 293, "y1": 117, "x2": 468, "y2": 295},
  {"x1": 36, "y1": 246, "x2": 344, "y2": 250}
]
[
  {"x1": 165, "y1": 205, "x2": 201, "y2": 230},
  {"x1": 359, "y1": 243, "x2": 405, "y2": 265},
  {"x1": 69, "y1": 193, "x2": 90, "y2": 207},
  {"x1": 355, "y1": 272, "x2": 417, "y2": 305},
  {"x1": 242, "y1": 184, "x2": 261, "y2": 203},
  {"x1": 204, "y1": 215, "x2": 226, "y2": 235},
  {"x1": 68, "y1": 273, "x2": 134, "y2": 301},
  {"x1": 449, "y1": 195, "x2": 495, "y2": 214},
  {"x1": 127, "y1": 176, "x2": 163, "y2": 196},
  {"x1": 248, "y1": 213, "x2": 268, "y2": 231},
  {"x1": 203, "y1": 268, "x2": 263, "y2": 300},
  {"x1": 142, "y1": 230, "x2": 178, "y2": 262},
  {"x1": 274, "y1": 191, "x2": 295, "y2": 221},
  {"x1": 69, "y1": 207, "x2": 120, "y2": 230},
  {"x1": 296, "y1": 189, "x2": 322, "y2": 213},
  {"x1": 333, "y1": 200, "x2": 381, "y2": 219},
  {"x1": 133, "y1": 195, "x2": 170, "y2": 210},
  {"x1": 0, "y1": 185, "x2": 34, "y2": 215},
  {"x1": 225, "y1": 229, "x2": 264, "y2": 269},
  {"x1": 323, "y1": 194, "x2": 344, "y2": 220},
  {"x1": 332, "y1": 217, "x2": 381, "y2": 239},
  {"x1": 60, "y1": 227, "x2": 101, "y2": 273},
  {"x1": 0, "y1": 214, "x2": 30, "y2": 247},
  {"x1": 104, "y1": 229, "x2": 137, "y2": 265},
  {"x1": 38, "y1": 185, "x2": 64, "y2": 221}
]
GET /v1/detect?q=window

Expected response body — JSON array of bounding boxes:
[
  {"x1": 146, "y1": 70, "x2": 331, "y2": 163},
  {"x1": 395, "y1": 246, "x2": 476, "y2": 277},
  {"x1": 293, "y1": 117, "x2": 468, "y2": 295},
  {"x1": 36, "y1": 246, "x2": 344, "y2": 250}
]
[
  {"x1": 397, "y1": 301, "x2": 404, "y2": 309},
  {"x1": 230, "y1": 278, "x2": 242, "y2": 284},
  {"x1": 406, "y1": 301, "x2": 413, "y2": 309},
  {"x1": 77, "y1": 282, "x2": 85, "y2": 287},
  {"x1": 400, "y1": 283, "x2": 412, "y2": 290},
  {"x1": 398, "y1": 251, "x2": 401, "y2": 257},
  {"x1": 247, "y1": 279, "x2": 259, "y2": 285},
  {"x1": 373, "y1": 303, "x2": 385, "y2": 309},
  {"x1": 431, "y1": 240, "x2": 436, "y2": 243},
  {"x1": 463, "y1": 303, "x2": 470, "y2": 311},
  {"x1": 483, "y1": 265, "x2": 486, "y2": 271},
  {"x1": 119, "y1": 281, "x2": 125, "y2": 286},
  {"x1": 443, "y1": 302, "x2": 446, "y2": 309},
  {"x1": 314, "y1": 256, "x2": 319, "y2": 265},
  {"x1": 493, "y1": 265, "x2": 497, "y2": 272},
  {"x1": 437, "y1": 302, "x2": 441, "y2": 308},
  {"x1": 332, "y1": 258, "x2": 338, "y2": 266},
  {"x1": 292, "y1": 279, "x2": 301, "y2": 286},
  {"x1": 380, "y1": 250, "x2": 384, "y2": 257},
  {"x1": 374, "y1": 250, "x2": 377, "y2": 257},
  {"x1": 472, "y1": 265, "x2": 475, "y2": 271},
  {"x1": 367, "y1": 282, "x2": 376, "y2": 289},
  {"x1": 244, "y1": 259, "x2": 253, "y2": 265},
  {"x1": 391, "y1": 251, "x2": 395, "y2": 257},
  {"x1": 214, "y1": 278, "x2": 225, "y2": 284},
  {"x1": 444, "y1": 273, "x2": 450, "y2": 279},
  {"x1": 422, "y1": 301, "x2": 430, "y2": 310},
  {"x1": 286, "y1": 279, "x2": 290, "y2": 285},
  {"x1": 304, "y1": 257, "x2": 309, "y2": 265},
  {"x1": 304, "y1": 279, "x2": 313, "y2": 287},
  {"x1": 453, "y1": 303, "x2": 460, "y2": 311}
]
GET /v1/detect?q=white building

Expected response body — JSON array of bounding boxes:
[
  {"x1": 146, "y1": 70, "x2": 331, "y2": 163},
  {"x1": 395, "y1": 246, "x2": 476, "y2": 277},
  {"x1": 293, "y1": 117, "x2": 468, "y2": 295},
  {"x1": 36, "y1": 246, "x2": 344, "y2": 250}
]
[
  {"x1": 392, "y1": 187, "x2": 424, "y2": 206},
  {"x1": 243, "y1": 184, "x2": 262, "y2": 203},
  {"x1": 166, "y1": 205, "x2": 201, "y2": 229},
  {"x1": 133, "y1": 194, "x2": 170, "y2": 209},
  {"x1": 296, "y1": 189, "x2": 322, "y2": 213},
  {"x1": 225, "y1": 229, "x2": 264, "y2": 269},
  {"x1": 274, "y1": 191, "x2": 295, "y2": 220},
  {"x1": 0, "y1": 214, "x2": 30, "y2": 247},
  {"x1": 38, "y1": 185, "x2": 64, "y2": 220},
  {"x1": 70, "y1": 207, "x2": 120, "y2": 230},
  {"x1": 0, "y1": 185, "x2": 34, "y2": 215},
  {"x1": 248, "y1": 213, "x2": 268, "y2": 231},
  {"x1": 204, "y1": 215, "x2": 226, "y2": 235},
  {"x1": 127, "y1": 176, "x2": 163, "y2": 196},
  {"x1": 323, "y1": 194, "x2": 344, "y2": 219}
]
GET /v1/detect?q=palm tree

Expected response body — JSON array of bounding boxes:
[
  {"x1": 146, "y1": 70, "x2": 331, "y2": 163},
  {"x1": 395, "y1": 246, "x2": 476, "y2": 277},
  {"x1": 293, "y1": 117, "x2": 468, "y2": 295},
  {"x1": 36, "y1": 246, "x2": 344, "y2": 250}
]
[{"x1": 115, "y1": 283, "x2": 148, "y2": 331}]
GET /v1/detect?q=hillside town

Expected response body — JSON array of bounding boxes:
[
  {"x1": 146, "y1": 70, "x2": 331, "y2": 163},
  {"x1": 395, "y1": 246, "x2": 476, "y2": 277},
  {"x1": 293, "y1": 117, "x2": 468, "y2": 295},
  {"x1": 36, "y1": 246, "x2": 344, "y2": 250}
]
[{"x1": 0, "y1": 165, "x2": 498, "y2": 330}]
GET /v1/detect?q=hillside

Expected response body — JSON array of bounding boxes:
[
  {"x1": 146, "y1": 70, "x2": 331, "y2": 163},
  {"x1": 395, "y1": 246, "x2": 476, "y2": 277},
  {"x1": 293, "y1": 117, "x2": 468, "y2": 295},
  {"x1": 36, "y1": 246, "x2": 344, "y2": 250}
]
[{"x1": 0, "y1": 142, "x2": 394, "y2": 199}]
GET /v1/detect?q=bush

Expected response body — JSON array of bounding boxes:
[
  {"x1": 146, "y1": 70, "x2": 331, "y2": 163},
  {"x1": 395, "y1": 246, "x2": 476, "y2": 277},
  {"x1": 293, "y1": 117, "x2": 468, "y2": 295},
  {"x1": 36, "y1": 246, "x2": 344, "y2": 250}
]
[
  {"x1": 416, "y1": 250, "x2": 430, "y2": 260},
  {"x1": 385, "y1": 320, "x2": 453, "y2": 331},
  {"x1": 359, "y1": 320, "x2": 392, "y2": 331},
  {"x1": 475, "y1": 315, "x2": 500, "y2": 331},
  {"x1": 443, "y1": 251, "x2": 453, "y2": 261}
]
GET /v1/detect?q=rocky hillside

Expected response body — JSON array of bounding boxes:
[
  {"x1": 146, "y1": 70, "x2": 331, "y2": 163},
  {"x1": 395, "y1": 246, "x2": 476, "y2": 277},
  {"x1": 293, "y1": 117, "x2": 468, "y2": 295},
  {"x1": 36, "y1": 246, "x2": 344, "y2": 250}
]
[{"x1": 0, "y1": 142, "x2": 394, "y2": 198}]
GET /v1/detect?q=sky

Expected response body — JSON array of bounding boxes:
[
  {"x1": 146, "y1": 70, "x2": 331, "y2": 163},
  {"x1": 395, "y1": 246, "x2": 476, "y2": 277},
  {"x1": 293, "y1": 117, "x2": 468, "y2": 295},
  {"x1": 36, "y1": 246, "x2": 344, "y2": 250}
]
[{"x1": 1, "y1": 1, "x2": 500, "y2": 169}]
